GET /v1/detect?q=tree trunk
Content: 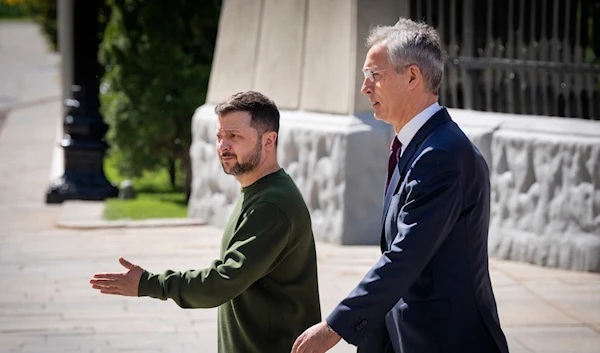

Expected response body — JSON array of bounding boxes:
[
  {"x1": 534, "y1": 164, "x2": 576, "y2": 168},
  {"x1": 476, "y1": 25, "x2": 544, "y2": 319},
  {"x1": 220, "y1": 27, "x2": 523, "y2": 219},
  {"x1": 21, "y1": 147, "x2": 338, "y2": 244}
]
[
  {"x1": 180, "y1": 147, "x2": 193, "y2": 203},
  {"x1": 168, "y1": 158, "x2": 176, "y2": 188}
]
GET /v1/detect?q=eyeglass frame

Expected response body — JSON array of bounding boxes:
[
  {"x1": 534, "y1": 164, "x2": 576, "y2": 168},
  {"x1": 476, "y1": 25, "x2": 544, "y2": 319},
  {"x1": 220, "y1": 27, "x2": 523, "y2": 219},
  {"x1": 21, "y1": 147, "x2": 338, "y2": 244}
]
[
  {"x1": 362, "y1": 64, "x2": 417, "y2": 82},
  {"x1": 362, "y1": 68, "x2": 386, "y2": 82}
]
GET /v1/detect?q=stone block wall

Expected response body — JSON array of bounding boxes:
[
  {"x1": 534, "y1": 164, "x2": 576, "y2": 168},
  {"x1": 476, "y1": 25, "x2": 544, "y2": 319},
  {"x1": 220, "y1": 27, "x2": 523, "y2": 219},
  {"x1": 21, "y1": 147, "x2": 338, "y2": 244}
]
[
  {"x1": 452, "y1": 109, "x2": 600, "y2": 272},
  {"x1": 189, "y1": 105, "x2": 392, "y2": 245},
  {"x1": 190, "y1": 106, "x2": 600, "y2": 271}
]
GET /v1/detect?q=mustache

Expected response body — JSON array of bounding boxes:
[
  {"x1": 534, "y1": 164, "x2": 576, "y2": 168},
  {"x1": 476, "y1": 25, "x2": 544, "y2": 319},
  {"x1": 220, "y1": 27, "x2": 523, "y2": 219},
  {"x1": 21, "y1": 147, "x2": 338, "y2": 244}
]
[{"x1": 220, "y1": 152, "x2": 236, "y2": 158}]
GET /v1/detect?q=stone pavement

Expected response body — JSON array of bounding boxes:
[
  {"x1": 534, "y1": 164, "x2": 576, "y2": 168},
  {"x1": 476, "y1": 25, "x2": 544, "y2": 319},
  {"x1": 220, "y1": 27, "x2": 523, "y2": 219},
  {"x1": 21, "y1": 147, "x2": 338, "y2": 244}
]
[{"x1": 1, "y1": 20, "x2": 600, "y2": 353}]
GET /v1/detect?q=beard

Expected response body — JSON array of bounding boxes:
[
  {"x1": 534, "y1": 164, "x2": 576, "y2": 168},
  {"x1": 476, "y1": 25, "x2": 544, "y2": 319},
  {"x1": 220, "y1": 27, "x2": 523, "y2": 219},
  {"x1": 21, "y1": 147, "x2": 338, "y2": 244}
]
[{"x1": 220, "y1": 139, "x2": 262, "y2": 176}]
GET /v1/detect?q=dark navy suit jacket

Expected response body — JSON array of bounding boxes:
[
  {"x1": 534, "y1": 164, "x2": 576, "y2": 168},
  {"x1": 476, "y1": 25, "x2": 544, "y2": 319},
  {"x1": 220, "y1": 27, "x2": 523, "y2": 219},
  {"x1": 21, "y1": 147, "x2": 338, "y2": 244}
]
[{"x1": 327, "y1": 109, "x2": 509, "y2": 353}]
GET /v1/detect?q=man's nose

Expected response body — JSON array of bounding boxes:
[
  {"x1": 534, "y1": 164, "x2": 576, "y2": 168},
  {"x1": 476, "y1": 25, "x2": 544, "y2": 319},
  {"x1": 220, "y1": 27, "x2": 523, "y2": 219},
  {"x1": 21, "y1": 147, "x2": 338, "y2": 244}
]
[
  {"x1": 217, "y1": 140, "x2": 230, "y2": 153},
  {"x1": 361, "y1": 77, "x2": 372, "y2": 95}
]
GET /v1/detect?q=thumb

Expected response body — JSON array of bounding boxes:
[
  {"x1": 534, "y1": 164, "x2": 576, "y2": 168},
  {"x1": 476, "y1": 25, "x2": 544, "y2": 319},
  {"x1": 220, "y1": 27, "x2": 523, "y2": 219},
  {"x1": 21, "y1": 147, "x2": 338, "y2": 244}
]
[{"x1": 119, "y1": 257, "x2": 136, "y2": 270}]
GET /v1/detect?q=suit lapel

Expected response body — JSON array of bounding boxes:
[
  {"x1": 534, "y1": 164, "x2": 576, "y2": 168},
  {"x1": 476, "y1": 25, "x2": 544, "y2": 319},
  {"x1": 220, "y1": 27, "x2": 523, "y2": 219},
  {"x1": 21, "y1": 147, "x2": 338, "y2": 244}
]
[
  {"x1": 379, "y1": 108, "x2": 452, "y2": 240},
  {"x1": 380, "y1": 166, "x2": 401, "y2": 227}
]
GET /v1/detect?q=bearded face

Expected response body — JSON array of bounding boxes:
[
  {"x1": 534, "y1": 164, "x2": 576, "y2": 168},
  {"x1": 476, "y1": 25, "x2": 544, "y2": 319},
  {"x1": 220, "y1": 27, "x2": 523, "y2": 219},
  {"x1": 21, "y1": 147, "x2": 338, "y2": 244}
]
[
  {"x1": 220, "y1": 138, "x2": 262, "y2": 176},
  {"x1": 216, "y1": 111, "x2": 265, "y2": 177}
]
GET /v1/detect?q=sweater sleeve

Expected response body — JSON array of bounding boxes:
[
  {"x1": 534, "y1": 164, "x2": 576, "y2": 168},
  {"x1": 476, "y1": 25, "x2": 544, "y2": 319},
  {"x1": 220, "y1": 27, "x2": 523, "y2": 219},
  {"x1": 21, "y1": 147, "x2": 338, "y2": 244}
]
[{"x1": 137, "y1": 202, "x2": 290, "y2": 308}]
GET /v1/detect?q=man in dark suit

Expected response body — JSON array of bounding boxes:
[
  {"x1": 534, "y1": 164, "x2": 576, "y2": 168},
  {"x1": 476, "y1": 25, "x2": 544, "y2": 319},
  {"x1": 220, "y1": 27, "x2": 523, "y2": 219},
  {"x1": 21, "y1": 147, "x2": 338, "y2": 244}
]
[{"x1": 292, "y1": 18, "x2": 509, "y2": 353}]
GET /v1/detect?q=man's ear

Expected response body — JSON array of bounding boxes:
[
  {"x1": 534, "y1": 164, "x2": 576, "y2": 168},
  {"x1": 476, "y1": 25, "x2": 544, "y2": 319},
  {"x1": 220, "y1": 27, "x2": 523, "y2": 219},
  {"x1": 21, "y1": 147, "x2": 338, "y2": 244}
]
[
  {"x1": 263, "y1": 131, "x2": 278, "y2": 150},
  {"x1": 407, "y1": 65, "x2": 422, "y2": 87}
]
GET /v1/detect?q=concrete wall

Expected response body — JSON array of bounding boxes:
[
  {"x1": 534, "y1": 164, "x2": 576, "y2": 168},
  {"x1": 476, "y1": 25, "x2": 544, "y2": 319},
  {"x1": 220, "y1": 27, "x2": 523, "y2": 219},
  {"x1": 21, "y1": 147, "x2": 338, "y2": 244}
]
[
  {"x1": 453, "y1": 109, "x2": 600, "y2": 272},
  {"x1": 191, "y1": 104, "x2": 600, "y2": 270},
  {"x1": 206, "y1": 0, "x2": 404, "y2": 114},
  {"x1": 191, "y1": 0, "x2": 404, "y2": 245},
  {"x1": 189, "y1": 105, "x2": 390, "y2": 245}
]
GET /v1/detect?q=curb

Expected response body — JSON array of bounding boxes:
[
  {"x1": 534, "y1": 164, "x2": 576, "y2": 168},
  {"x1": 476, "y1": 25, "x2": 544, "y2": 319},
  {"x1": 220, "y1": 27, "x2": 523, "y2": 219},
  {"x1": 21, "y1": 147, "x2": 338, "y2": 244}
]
[
  {"x1": 56, "y1": 200, "x2": 206, "y2": 229},
  {"x1": 56, "y1": 218, "x2": 207, "y2": 229}
]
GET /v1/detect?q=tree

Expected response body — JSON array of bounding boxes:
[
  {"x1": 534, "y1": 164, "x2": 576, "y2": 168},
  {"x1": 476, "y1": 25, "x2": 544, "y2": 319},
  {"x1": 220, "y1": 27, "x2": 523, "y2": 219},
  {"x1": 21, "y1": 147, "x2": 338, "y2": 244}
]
[{"x1": 99, "y1": 0, "x2": 220, "y2": 200}]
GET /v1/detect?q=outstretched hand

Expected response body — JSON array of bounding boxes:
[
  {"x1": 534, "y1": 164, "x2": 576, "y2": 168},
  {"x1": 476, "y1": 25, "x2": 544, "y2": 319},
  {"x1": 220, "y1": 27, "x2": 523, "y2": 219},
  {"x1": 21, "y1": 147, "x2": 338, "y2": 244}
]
[{"x1": 90, "y1": 257, "x2": 144, "y2": 296}]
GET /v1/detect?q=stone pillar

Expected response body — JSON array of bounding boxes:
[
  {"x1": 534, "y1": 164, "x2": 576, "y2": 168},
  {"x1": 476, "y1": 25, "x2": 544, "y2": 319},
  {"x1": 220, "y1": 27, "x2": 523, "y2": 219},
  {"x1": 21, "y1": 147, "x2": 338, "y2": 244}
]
[{"x1": 190, "y1": 0, "x2": 409, "y2": 244}]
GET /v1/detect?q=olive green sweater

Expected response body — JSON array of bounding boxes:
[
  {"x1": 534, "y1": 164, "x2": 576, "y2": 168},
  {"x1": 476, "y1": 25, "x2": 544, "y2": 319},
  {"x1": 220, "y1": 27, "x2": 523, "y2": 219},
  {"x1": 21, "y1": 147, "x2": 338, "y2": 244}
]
[{"x1": 138, "y1": 169, "x2": 321, "y2": 352}]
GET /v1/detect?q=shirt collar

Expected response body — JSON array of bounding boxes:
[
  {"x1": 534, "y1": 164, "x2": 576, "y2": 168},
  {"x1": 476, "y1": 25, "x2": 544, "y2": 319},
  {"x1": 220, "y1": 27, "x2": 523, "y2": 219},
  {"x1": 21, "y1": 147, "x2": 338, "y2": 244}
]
[{"x1": 396, "y1": 102, "x2": 441, "y2": 155}]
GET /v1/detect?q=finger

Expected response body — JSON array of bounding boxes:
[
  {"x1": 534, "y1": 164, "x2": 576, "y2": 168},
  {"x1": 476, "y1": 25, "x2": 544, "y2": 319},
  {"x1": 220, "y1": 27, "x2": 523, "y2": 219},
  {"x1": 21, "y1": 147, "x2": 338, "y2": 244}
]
[
  {"x1": 89, "y1": 278, "x2": 116, "y2": 285},
  {"x1": 291, "y1": 337, "x2": 302, "y2": 353},
  {"x1": 91, "y1": 283, "x2": 119, "y2": 291},
  {"x1": 92, "y1": 273, "x2": 122, "y2": 280},
  {"x1": 119, "y1": 257, "x2": 136, "y2": 270},
  {"x1": 99, "y1": 288, "x2": 126, "y2": 296}
]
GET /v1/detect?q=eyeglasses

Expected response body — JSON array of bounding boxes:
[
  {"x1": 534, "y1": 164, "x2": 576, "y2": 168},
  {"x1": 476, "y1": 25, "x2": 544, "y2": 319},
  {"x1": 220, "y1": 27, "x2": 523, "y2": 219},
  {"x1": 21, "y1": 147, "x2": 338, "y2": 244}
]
[
  {"x1": 363, "y1": 64, "x2": 416, "y2": 82},
  {"x1": 363, "y1": 68, "x2": 386, "y2": 82}
]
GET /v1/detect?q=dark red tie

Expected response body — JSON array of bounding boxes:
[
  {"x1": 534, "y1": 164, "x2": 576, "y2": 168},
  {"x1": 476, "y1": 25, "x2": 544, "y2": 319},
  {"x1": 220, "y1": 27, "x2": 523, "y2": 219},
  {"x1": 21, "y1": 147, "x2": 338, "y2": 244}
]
[{"x1": 386, "y1": 137, "x2": 402, "y2": 191}]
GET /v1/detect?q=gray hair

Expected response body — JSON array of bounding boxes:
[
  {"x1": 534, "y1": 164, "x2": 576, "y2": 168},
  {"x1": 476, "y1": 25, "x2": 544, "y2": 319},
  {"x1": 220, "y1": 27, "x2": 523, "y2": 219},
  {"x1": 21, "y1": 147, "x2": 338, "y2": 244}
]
[{"x1": 367, "y1": 17, "x2": 445, "y2": 94}]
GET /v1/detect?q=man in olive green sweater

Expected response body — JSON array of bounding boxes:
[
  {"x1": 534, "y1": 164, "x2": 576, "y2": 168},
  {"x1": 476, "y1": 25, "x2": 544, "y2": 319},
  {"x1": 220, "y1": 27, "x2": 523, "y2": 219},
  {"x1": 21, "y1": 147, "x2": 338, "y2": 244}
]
[{"x1": 90, "y1": 91, "x2": 321, "y2": 353}]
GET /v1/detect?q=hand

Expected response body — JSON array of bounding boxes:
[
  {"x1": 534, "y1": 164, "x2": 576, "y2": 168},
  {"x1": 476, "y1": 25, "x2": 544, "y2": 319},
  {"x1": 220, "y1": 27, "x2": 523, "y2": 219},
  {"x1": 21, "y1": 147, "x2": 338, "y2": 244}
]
[
  {"x1": 89, "y1": 257, "x2": 144, "y2": 296},
  {"x1": 291, "y1": 321, "x2": 341, "y2": 353}
]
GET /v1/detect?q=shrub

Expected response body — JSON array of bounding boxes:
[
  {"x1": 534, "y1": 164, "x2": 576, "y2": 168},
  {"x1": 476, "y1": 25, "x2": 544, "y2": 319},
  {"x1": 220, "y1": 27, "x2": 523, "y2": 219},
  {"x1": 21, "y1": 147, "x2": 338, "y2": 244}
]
[
  {"x1": 99, "y1": 0, "x2": 221, "y2": 200},
  {"x1": 0, "y1": 0, "x2": 29, "y2": 19}
]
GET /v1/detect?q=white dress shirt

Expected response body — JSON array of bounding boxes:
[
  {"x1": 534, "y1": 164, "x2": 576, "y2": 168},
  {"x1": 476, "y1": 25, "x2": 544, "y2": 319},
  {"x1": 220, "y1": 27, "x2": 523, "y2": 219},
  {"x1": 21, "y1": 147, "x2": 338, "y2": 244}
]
[{"x1": 396, "y1": 102, "x2": 442, "y2": 157}]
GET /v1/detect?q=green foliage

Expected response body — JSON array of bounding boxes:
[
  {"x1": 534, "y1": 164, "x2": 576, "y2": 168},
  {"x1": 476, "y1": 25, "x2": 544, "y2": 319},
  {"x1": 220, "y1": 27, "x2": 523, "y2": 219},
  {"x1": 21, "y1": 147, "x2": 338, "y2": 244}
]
[
  {"x1": 104, "y1": 193, "x2": 188, "y2": 220},
  {"x1": 104, "y1": 149, "x2": 185, "y2": 193},
  {"x1": 103, "y1": 150, "x2": 187, "y2": 220},
  {"x1": 99, "y1": 0, "x2": 221, "y2": 198},
  {"x1": 22, "y1": 0, "x2": 57, "y2": 51},
  {"x1": 0, "y1": 0, "x2": 29, "y2": 19}
]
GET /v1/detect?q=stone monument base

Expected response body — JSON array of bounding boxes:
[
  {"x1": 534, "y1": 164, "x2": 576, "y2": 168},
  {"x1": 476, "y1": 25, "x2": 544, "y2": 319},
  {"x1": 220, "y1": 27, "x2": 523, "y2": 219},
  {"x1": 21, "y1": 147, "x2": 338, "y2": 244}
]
[
  {"x1": 189, "y1": 104, "x2": 392, "y2": 245},
  {"x1": 452, "y1": 109, "x2": 600, "y2": 272}
]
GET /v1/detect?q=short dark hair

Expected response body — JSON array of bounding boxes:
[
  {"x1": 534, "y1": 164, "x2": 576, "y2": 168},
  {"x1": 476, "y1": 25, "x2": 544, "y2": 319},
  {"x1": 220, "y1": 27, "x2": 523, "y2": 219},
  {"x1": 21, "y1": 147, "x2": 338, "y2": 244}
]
[{"x1": 214, "y1": 91, "x2": 280, "y2": 143}]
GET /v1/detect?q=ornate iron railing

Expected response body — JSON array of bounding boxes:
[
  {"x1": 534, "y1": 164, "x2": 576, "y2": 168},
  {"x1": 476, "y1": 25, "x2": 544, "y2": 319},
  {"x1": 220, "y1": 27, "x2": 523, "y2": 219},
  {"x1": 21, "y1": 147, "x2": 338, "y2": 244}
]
[{"x1": 410, "y1": 0, "x2": 600, "y2": 120}]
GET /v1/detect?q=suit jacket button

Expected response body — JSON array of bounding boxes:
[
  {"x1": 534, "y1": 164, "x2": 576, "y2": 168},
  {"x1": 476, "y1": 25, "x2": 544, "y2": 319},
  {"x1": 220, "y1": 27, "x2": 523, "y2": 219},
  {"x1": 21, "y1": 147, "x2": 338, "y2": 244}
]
[{"x1": 362, "y1": 320, "x2": 367, "y2": 325}]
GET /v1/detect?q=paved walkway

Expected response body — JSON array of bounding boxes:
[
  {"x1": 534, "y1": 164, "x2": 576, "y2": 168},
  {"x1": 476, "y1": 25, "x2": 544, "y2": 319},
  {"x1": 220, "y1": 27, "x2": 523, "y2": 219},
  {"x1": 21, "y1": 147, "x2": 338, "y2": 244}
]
[{"x1": 1, "y1": 21, "x2": 599, "y2": 353}]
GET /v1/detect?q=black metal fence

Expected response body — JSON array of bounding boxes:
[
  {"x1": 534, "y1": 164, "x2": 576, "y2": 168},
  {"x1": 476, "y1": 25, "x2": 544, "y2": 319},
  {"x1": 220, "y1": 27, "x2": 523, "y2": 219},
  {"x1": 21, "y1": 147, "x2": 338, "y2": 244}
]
[{"x1": 410, "y1": 0, "x2": 600, "y2": 120}]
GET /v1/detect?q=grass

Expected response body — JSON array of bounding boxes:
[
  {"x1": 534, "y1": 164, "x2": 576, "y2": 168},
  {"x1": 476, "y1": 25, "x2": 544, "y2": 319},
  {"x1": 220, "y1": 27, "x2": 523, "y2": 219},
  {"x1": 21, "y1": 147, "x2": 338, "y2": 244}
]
[
  {"x1": 104, "y1": 193, "x2": 187, "y2": 220},
  {"x1": 0, "y1": 2, "x2": 29, "y2": 19},
  {"x1": 103, "y1": 152, "x2": 188, "y2": 220}
]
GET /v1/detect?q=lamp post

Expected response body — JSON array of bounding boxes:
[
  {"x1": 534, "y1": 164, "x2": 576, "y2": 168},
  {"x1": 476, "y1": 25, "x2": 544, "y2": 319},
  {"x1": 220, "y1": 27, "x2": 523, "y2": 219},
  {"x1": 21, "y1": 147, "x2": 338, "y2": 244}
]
[{"x1": 46, "y1": 0, "x2": 117, "y2": 203}]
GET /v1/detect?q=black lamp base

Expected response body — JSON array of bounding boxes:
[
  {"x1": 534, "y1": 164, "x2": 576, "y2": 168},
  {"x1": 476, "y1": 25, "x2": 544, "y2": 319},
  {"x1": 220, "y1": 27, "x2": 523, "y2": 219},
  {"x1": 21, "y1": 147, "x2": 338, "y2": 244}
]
[{"x1": 46, "y1": 171, "x2": 118, "y2": 204}]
